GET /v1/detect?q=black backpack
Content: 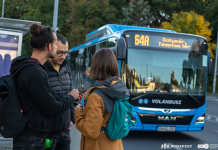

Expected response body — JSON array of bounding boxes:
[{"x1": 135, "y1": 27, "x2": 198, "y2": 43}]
[{"x1": 0, "y1": 64, "x2": 36, "y2": 138}]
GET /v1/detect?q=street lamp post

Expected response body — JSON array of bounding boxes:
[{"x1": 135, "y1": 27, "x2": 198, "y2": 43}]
[
  {"x1": 213, "y1": 25, "x2": 218, "y2": 93},
  {"x1": 53, "y1": 0, "x2": 59, "y2": 33},
  {"x1": 2, "y1": 0, "x2": 5, "y2": 18}
]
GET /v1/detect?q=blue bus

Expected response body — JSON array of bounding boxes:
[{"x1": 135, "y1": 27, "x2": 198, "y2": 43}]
[{"x1": 67, "y1": 24, "x2": 213, "y2": 132}]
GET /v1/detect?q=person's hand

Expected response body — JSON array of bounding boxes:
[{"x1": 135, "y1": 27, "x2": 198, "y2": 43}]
[
  {"x1": 74, "y1": 104, "x2": 82, "y2": 111},
  {"x1": 79, "y1": 93, "x2": 84, "y2": 101},
  {"x1": 68, "y1": 121, "x2": 73, "y2": 130},
  {"x1": 68, "y1": 89, "x2": 79, "y2": 101}
]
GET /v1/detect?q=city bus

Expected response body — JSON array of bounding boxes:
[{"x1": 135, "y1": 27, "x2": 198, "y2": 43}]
[{"x1": 67, "y1": 24, "x2": 213, "y2": 132}]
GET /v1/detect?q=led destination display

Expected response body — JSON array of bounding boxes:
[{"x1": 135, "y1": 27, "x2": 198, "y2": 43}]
[{"x1": 127, "y1": 33, "x2": 205, "y2": 51}]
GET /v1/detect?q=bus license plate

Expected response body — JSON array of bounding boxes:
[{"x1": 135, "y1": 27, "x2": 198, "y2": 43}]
[{"x1": 158, "y1": 126, "x2": 176, "y2": 132}]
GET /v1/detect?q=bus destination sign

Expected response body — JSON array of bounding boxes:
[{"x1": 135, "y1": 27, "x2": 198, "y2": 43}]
[{"x1": 134, "y1": 34, "x2": 193, "y2": 50}]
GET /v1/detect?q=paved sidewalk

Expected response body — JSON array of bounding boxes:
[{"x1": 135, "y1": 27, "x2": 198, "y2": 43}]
[
  {"x1": 70, "y1": 125, "x2": 81, "y2": 150},
  {"x1": 0, "y1": 138, "x2": 12, "y2": 150}
]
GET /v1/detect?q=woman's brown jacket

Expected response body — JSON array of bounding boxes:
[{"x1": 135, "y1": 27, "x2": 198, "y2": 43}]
[{"x1": 74, "y1": 77, "x2": 130, "y2": 150}]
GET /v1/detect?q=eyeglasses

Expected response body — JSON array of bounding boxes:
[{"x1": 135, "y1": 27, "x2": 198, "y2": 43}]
[
  {"x1": 45, "y1": 26, "x2": 54, "y2": 47},
  {"x1": 56, "y1": 51, "x2": 69, "y2": 57}
]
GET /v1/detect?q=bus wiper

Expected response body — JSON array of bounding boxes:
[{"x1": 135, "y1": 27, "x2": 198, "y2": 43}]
[
  {"x1": 131, "y1": 92, "x2": 169, "y2": 101},
  {"x1": 186, "y1": 93, "x2": 200, "y2": 104}
]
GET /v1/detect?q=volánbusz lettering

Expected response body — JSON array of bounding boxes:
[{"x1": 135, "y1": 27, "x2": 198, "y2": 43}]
[{"x1": 152, "y1": 99, "x2": 182, "y2": 105}]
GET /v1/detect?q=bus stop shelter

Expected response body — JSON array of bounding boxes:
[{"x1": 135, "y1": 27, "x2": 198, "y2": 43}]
[{"x1": 0, "y1": 18, "x2": 41, "y2": 140}]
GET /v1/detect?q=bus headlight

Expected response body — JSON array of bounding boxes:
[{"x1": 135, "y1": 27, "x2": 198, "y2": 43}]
[{"x1": 195, "y1": 114, "x2": 205, "y2": 124}]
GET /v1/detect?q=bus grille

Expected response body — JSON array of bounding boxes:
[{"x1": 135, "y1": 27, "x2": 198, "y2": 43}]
[{"x1": 138, "y1": 114, "x2": 194, "y2": 125}]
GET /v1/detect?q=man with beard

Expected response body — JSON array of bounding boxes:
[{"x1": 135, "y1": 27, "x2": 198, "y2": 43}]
[
  {"x1": 44, "y1": 34, "x2": 77, "y2": 150},
  {"x1": 10, "y1": 23, "x2": 80, "y2": 150}
]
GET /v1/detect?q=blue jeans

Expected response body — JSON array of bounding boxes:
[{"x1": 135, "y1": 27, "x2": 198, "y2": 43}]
[
  {"x1": 46, "y1": 130, "x2": 71, "y2": 150},
  {"x1": 13, "y1": 132, "x2": 45, "y2": 150}
]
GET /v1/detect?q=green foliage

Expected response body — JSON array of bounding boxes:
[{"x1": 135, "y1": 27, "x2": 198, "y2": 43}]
[
  {"x1": 204, "y1": 1, "x2": 218, "y2": 43},
  {"x1": 21, "y1": 0, "x2": 70, "y2": 32},
  {"x1": 161, "y1": 11, "x2": 215, "y2": 58},
  {"x1": 0, "y1": 0, "x2": 28, "y2": 18},
  {"x1": 109, "y1": 0, "x2": 129, "y2": 20},
  {"x1": 120, "y1": 0, "x2": 152, "y2": 26},
  {"x1": 21, "y1": 33, "x2": 32, "y2": 56},
  {"x1": 161, "y1": 11, "x2": 212, "y2": 40},
  {"x1": 67, "y1": 0, "x2": 118, "y2": 47},
  {"x1": 147, "y1": 0, "x2": 206, "y2": 28},
  {"x1": 21, "y1": 0, "x2": 70, "y2": 55}
]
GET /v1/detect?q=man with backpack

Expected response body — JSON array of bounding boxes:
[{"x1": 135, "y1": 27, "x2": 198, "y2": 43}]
[
  {"x1": 0, "y1": 23, "x2": 80, "y2": 150},
  {"x1": 44, "y1": 34, "x2": 77, "y2": 150}
]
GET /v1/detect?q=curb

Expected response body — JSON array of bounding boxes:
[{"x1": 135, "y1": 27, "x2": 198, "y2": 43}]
[{"x1": 0, "y1": 137, "x2": 12, "y2": 141}]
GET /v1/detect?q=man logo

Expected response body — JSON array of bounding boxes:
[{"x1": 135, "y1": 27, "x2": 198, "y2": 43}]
[
  {"x1": 158, "y1": 116, "x2": 176, "y2": 121},
  {"x1": 144, "y1": 99, "x2": 149, "y2": 104},
  {"x1": 164, "y1": 109, "x2": 171, "y2": 113},
  {"x1": 138, "y1": 99, "x2": 143, "y2": 104}
]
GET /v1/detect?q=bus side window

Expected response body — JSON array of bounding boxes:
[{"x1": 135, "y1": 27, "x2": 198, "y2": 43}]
[
  {"x1": 68, "y1": 50, "x2": 79, "y2": 89},
  {"x1": 82, "y1": 45, "x2": 97, "y2": 89},
  {"x1": 96, "y1": 43, "x2": 100, "y2": 51}
]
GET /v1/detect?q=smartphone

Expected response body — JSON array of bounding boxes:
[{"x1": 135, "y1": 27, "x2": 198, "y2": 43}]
[{"x1": 78, "y1": 87, "x2": 86, "y2": 96}]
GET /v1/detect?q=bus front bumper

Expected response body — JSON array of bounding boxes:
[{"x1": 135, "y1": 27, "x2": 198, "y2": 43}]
[{"x1": 130, "y1": 106, "x2": 205, "y2": 132}]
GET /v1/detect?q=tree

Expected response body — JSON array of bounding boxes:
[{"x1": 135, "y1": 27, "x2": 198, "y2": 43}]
[
  {"x1": 146, "y1": 0, "x2": 207, "y2": 28},
  {"x1": 109, "y1": 0, "x2": 129, "y2": 21},
  {"x1": 67, "y1": 0, "x2": 118, "y2": 47},
  {"x1": 0, "y1": 0, "x2": 28, "y2": 19},
  {"x1": 0, "y1": 0, "x2": 72, "y2": 56},
  {"x1": 204, "y1": 1, "x2": 218, "y2": 43},
  {"x1": 120, "y1": 0, "x2": 151, "y2": 26},
  {"x1": 20, "y1": 0, "x2": 71, "y2": 55},
  {"x1": 161, "y1": 11, "x2": 216, "y2": 58}
]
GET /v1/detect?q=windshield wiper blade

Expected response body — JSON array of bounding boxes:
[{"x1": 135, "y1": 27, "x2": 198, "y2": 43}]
[
  {"x1": 187, "y1": 93, "x2": 200, "y2": 104},
  {"x1": 131, "y1": 92, "x2": 169, "y2": 101},
  {"x1": 131, "y1": 93, "x2": 149, "y2": 101}
]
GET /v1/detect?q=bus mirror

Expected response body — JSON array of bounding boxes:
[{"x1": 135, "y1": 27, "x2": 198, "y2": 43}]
[
  {"x1": 116, "y1": 37, "x2": 127, "y2": 60},
  {"x1": 208, "y1": 53, "x2": 213, "y2": 76}
]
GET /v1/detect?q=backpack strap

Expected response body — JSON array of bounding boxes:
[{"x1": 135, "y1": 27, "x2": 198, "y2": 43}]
[{"x1": 91, "y1": 89, "x2": 114, "y2": 114}]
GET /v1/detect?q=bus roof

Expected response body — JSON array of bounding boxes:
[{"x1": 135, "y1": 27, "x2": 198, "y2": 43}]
[
  {"x1": 86, "y1": 24, "x2": 175, "y2": 37},
  {"x1": 69, "y1": 24, "x2": 176, "y2": 52}
]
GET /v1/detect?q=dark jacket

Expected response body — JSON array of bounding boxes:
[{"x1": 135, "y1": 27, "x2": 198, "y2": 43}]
[
  {"x1": 10, "y1": 56, "x2": 74, "y2": 138},
  {"x1": 44, "y1": 60, "x2": 75, "y2": 133},
  {"x1": 74, "y1": 76, "x2": 129, "y2": 150}
]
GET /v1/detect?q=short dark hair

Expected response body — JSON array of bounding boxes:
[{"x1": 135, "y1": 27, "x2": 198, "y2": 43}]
[
  {"x1": 29, "y1": 23, "x2": 55, "y2": 50},
  {"x1": 90, "y1": 48, "x2": 119, "y2": 80},
  {"x1": 57, "y1": 34, "x2": 67, "y2": 45}
]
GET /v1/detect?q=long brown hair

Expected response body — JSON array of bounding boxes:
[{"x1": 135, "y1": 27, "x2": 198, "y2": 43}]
[{"x1": 90, "y1": 48, "x2": 119, "y2": 80}]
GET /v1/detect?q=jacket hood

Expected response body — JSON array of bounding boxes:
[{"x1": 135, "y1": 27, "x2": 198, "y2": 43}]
[
  {"x1": 10, "y1": 55, "x2": 42, "y2": 75},
  {"x1": 84, "y1": 76, "x2": 130, "y2": 100}
]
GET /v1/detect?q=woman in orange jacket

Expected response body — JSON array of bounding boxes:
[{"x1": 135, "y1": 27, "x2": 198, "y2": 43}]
[{"x1": 74, "y1": 48, "x2": 130, "y2": 150}]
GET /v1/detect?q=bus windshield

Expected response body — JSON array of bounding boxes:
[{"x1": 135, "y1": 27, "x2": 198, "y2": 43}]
[{"x1": 124, "y1": 48, "x2": 207, "y2": 96}]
